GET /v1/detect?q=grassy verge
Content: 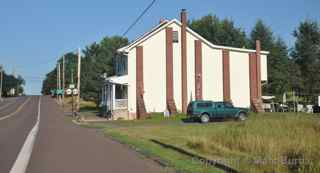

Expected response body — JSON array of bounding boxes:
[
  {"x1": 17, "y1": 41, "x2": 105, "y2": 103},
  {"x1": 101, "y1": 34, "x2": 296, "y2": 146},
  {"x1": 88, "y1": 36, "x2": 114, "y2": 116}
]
[
  {"x1": 62, "y1": 97, "x2": 99, "y2": 119},
  {"x1": 84, "y1": 112, "x2": 320, "y2": 173}
]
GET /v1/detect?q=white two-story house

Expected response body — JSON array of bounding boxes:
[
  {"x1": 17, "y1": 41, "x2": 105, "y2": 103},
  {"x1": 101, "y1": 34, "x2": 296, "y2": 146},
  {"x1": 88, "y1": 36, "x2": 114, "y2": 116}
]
[{"x1": 101, "y1": 9, "x2": 268, "y2": 120}]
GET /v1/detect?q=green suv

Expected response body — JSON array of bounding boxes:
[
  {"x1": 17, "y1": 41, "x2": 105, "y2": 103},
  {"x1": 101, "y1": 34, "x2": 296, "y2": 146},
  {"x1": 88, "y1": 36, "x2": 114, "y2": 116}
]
[{"x1": 187, "y1": 101, "x2": 249, "y2": 123}]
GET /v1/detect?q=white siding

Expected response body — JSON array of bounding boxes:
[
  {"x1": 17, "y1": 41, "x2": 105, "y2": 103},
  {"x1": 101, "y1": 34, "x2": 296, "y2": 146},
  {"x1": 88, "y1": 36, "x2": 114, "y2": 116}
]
[
  {"x1": 202, "y1": 44, "x2": 224, "y2": 101},
  {"x1": 229, "y1": 51, "x2": 250, "y2": 108},
  {"x1": 125, "y1": 22, "x2": 269, "y2": 115},
  {"x1": 127, "y1": 49, "x2": 136, "y2": 114},
  {"x1": 140, "y1": 29, "x2": 167, "y2": 112},
  {"x1": 186, "y1": 32, "x2": 197, "y2": 103},
  {"x1": 261, "y1": 54, "x2": 268, "y2": 81},
  {"x1": 170, "y1": 23, "x2": 182, "y2": 112}
]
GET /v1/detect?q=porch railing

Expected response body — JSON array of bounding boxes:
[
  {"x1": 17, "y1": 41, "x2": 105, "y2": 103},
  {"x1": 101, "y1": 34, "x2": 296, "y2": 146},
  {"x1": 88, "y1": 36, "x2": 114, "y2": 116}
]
[{"x1": 114, "y1": 99, "x2": 128, "y2": 109}]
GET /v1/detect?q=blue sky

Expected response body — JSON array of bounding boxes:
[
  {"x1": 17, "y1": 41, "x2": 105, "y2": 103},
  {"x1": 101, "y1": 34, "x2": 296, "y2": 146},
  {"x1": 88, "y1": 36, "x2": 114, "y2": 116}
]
[{"x1": 1, "y1": 0, "x2": 319, "y2": 95}]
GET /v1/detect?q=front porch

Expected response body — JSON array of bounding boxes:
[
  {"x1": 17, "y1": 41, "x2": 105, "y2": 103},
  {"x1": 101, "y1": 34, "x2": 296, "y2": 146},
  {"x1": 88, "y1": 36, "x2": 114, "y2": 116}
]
[{"x1": 101, "y1": 75, "x2": 130, "y2": 120}]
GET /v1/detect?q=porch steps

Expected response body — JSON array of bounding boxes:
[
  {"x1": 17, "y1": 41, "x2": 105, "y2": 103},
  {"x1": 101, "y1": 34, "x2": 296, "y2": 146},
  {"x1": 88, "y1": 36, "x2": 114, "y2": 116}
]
[
  {"x1": 137, "y1": 94, "x2": 148, "y2": 119},
  {"x1": 167, "y1": 100, "x2": 177, "y2": 114},
  {"x1": 251, "y1": 99, "x2": 264, "y2": 113}
]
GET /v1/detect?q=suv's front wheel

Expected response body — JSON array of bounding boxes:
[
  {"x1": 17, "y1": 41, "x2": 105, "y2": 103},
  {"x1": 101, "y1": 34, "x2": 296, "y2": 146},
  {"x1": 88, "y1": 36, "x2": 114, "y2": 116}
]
[
  {"x1": 200, "y1": 113, "x2": 210, "y2": 123},
  {"x1": 237, "y1": 112, "x2": 247, "y2": 121}
]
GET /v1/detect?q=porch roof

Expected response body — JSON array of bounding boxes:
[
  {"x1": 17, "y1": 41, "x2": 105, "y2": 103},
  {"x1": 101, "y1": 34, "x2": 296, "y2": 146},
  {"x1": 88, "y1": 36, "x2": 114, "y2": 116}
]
[{"x1": 105, "y1": 75, "x2": 128, "y2": 85}]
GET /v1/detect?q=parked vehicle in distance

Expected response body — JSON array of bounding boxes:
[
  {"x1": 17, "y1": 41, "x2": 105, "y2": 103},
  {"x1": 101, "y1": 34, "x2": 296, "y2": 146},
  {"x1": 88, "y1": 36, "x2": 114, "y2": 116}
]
[
  {"x1": 187, "y1": 101, "x2": 249, "y2": 123},
  {"x1": 313, "y1": 105, "x2": 320, "y2": 113}
]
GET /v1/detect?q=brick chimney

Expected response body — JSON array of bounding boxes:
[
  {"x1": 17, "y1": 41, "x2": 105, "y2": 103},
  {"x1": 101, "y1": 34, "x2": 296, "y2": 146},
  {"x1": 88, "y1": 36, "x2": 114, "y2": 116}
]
[
  {"x1": 181, "y1": 9, "x2": 187, "y2": 27},
  {"x1": 159, "y1": 18, "x2": 165, "y2": 24},
  {"x1": 180, "y1": 9, "x2": 188, "y2": 113}
]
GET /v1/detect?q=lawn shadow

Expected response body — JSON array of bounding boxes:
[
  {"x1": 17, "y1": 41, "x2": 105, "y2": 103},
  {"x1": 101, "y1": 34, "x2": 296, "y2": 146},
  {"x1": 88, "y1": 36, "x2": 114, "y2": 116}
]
[
  {"x1": 80, "y1": 106, "x2": 98, "y2": 112},
  {"x1": 181, "y1": 118, "x2": 198, "y2": 123},
  {"x1": 181, "y1": 118, "x2": 233, "y2": 124},
  {"x1": 150, "y1": 139, "x2": 239, "y2": 173}
]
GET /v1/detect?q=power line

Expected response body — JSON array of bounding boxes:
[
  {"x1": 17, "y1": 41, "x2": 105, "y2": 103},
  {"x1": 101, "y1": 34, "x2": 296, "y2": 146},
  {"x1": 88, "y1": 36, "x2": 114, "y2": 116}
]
[{"x1": 122, "y1": 0, "x2": 156, "y2": 37}]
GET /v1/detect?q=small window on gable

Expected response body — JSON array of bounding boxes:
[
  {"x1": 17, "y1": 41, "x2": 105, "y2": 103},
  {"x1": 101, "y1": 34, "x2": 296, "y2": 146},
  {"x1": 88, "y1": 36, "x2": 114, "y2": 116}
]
[{"x1": 173, "y1": 31, "x2": 179, "y2": 43}]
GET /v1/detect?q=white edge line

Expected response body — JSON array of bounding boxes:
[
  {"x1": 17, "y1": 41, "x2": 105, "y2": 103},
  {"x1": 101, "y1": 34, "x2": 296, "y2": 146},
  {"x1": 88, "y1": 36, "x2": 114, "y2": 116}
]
[{"x1": 9, "y1": 96, "x2": 41, "y2": 173}]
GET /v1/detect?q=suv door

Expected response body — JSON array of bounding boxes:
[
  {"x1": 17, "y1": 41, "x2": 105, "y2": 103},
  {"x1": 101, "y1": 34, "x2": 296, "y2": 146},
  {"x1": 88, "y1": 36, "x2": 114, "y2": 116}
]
[
  {"x1": 215, "y1": 102, "x2": 226, "y2": 118},
  {"x1": 223, "y1": 102, "x2": 238, "y2": 117},
  {"x1": 196, "y1": 102, "x2": 214, "y2": 117}
]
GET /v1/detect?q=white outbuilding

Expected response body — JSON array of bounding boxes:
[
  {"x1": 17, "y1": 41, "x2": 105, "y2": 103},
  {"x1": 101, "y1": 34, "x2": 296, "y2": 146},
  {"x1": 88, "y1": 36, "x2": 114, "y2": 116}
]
[{"x1": 101, "y1": 9, "x2": 268, "y2": 120}]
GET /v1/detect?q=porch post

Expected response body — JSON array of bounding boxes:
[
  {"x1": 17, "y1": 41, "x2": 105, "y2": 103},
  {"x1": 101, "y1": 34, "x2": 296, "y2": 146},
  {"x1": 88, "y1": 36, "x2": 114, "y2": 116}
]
[{"x1": 112, "y1": 84, "x2": 116, "y2": 110}]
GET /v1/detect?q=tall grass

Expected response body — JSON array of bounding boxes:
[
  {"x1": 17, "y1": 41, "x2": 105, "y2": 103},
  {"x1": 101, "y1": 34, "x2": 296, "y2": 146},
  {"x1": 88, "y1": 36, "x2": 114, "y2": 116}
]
[
  {"x1": 185, "y1": 113, "x2": 320, "y2": 173},
  {"x1": 89, "y1": 112, "x2": 320, "y2": 173}
]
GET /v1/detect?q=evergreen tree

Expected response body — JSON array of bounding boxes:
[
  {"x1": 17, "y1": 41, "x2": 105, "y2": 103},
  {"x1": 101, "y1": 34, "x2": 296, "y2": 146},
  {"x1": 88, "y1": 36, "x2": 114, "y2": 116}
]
[
  {"x1": 250, "y1": 20, "x2": 291, "y2": 99},
  {"x1": 189, "y1": 14, "x2": 249, "y2": 48},
  {"x1": 291, "y1": 20, "x2": 320, "y2": 102}
]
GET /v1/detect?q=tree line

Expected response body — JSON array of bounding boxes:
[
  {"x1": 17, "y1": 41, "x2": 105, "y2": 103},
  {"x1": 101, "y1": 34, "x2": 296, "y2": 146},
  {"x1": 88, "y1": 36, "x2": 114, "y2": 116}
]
[
  {"x1": 42, "y1": 14, "x2": 320, "y2": 104},
  {"x1": 41, "y1": 36, "x2": 128, "y2": 103},
  {"x1": 1, "y1": 69, "x2": 25, "y2": 97}
]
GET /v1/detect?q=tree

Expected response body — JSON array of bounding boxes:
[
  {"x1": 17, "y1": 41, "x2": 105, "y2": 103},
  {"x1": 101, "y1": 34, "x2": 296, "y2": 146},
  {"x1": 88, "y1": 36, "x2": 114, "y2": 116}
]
[
  {"x1": 41, "y1": 69, "x2": 56, "y2": 95},
  {"x1": 189, "y1": 14, "x2": 249, "y2": 48},
  {"x1": 1, "y1": 70, "x2": 25, "y2": 97},
  {"x1": 41, "y1": 35, "x2": 128, "y2": 104},
  {"x1": 250, "y1": 20, "x2": 274, "y2": 50},
  {"x1": 250, "y1": 20, "x2": 291, "y2": 99},
  {"x1": 41, "y1": 52, "x2": 78, "y2": 95},
  {"x1": 81, "y1": 36, "x2": 128, "y2": 102},
  {"x1": 291, "y1": 20, "x2": 320, "y2": 102}
]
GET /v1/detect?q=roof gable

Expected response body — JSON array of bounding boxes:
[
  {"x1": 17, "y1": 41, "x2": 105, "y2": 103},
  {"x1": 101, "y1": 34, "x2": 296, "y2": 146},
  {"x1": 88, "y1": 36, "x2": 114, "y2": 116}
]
[{"x1": 118, "y1": 19, "x2": 269, "y2": 55}]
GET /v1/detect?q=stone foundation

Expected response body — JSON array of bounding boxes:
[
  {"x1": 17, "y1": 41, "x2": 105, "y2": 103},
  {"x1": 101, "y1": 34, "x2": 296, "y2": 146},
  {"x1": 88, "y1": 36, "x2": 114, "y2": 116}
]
[{"x1": 112, "y1": 109, "x2": 137, "y2": 120}]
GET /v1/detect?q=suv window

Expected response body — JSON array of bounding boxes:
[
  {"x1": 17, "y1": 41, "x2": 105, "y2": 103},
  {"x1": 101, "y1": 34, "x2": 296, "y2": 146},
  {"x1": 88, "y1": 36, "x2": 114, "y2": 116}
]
[
  {"x1": 197, "y1": 102, "x2": 212, "y2": 108},
  {"x1": 224, "y1": 102, "x2": 234, "y2": 108},
  {"x1": 216, "y1": 103, "x2": 224, "y2": 108}
]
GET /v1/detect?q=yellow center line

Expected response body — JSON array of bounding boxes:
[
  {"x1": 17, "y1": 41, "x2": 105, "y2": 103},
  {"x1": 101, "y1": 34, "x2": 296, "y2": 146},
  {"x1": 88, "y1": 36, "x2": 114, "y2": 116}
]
[{"x1": 0, "y1": 98, "x2": 31, "y2": 121}]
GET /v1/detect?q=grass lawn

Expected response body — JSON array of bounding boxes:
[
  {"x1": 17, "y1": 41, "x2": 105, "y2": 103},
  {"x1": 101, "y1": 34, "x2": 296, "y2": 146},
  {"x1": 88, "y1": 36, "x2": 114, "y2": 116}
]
[
  {"x1": 84, "y1": 112, "x2": 320, "y2": 173},
  {"x1": 62, "y1": 97, "x2": 99, "y2": 118}
]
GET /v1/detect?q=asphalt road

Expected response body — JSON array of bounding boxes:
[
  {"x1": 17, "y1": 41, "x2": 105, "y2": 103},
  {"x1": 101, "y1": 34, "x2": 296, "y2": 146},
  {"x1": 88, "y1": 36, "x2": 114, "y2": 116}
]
[
  {"x1": 0, "y1": 96, "x2": 165, "y2": 173},
  {"x1": 0, "y1": 96, "x2": 39, "y2": 173},
  {"x1": 0, "y1": 97, "x2": 24, "y2": 116}
]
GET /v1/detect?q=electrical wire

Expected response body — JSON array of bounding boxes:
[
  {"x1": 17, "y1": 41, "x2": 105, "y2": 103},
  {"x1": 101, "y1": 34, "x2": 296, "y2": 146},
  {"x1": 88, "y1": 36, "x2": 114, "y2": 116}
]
[{"x1": 122, "y1": 0, "x2": 156, "y2": 37}]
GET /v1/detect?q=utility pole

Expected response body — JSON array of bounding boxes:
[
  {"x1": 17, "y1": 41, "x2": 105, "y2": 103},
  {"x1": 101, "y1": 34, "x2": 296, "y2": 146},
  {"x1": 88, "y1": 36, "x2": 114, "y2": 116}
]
[
  {"x1": 71, "y1": 69, "x2": 74, "y2": 84},
  {"x1": 57, "y1": 62, "x2": 61, "y2": 104},
  {"x1": 56, "y1": 63, "x2": 59, "y2": 100},
  {"x1": 76, "y1": 48, "x2": 81, "y2": 112},
  {"x1": 13, "y1": 67, "x2": 17, "y2": 96},
  {"x1": 71, "y1": 69, "x2": 74, "y2": 116},
  {"x1": 0, "y1": 65, "x2": 3, "y2": 102},
  {"x1": 62, "y1": 55, "x2": 65, "y2": 105}
]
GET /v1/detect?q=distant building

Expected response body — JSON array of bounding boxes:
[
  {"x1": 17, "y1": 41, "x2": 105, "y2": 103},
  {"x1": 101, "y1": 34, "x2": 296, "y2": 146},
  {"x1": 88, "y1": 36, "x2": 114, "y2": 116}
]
[
  {"x1": 101, "y1": 10, "x2": 268, "y2": 120},
  {"x1": 9, "y1": 88, "x2": 15, "y2": 96}
]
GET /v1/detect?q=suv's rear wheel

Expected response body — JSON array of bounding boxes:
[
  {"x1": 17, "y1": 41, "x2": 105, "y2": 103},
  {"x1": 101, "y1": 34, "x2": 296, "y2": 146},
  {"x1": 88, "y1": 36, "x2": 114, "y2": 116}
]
[
  {"x1": 200, "y1": 113, "x2": 210, "y2": 123},
  {"x1": 238, "y1": 112, "x2": 247, "y2": 121}
]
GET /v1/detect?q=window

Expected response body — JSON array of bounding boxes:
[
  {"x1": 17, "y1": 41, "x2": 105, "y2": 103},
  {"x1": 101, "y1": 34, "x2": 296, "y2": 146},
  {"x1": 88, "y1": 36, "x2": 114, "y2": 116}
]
[
  {"x1": 216, "y1": 103, "x2": 224, "y2": 108},
  {"x1": 224, "y1": 102, "x2": 234, "y2": 108},
  {"x1": 115, "y1": 54, "x2": 128, "y2": 75},
  {"x1": 173, "y1": 31, "x2": 179, "y2": 43},
  {"x1": 197, "y1": 102, "x2": 212, "y2": 108},
  {"x1": 115, "y1": 85, "x2": 128, "y2": 99}
]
